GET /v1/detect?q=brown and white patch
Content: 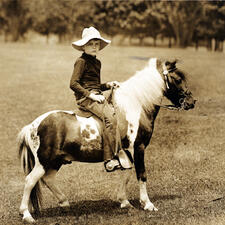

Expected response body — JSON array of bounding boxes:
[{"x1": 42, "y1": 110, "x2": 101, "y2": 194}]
[{"x1": 76, "y1": 116, "x2": 102, "y2": 151}]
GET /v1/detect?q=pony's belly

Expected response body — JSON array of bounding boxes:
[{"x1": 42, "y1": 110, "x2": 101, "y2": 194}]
[{"x1": 75, "y1": 148, "x2": 104, "y2": 162}]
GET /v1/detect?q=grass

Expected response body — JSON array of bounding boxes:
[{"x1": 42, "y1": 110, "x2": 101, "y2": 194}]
[{"x1": 0, "y1": 42, "x2": 225, "y2": 224}]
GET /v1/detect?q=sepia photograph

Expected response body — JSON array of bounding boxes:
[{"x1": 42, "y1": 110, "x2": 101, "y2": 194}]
[{"x1": 0, "y1": 0, "x2": 225, "y2": 224}]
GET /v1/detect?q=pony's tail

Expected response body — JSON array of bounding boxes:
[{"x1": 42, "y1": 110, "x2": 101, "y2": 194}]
[{"x1": 17, "y1": 125, "x2": 42, "y2": 214}]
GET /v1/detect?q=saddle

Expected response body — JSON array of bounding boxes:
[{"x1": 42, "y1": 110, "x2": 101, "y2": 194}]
[{"x1": 73, "y1": 105, "x2": 93, "y2": 118}]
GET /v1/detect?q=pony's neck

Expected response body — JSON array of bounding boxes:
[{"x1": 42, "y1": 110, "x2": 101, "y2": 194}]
[{"x1": 115, "y1": 58, "x2": 165, "y2": 112}]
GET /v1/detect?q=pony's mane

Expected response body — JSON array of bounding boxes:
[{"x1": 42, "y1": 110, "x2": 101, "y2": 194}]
[{"x1": 114, "y1": 58, "x2": 165, "y2": 113}]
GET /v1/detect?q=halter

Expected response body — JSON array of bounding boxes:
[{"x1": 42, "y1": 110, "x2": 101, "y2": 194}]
[
  {"x1": 157, "y1": 62, "x2": 185, "y2": 111},
  {"x1": 162, "y1": 63, "x2": 170, "y2": 89}
]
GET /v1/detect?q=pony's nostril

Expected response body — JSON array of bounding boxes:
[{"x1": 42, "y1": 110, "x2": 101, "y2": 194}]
[{"x1": 179, "y1": 98, "x2": 184, "y2": 104}]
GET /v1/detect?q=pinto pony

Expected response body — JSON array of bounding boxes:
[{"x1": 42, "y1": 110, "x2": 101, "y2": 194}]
[{"x1": 18, "y1": 58, "x2": 195, "y2": 223}]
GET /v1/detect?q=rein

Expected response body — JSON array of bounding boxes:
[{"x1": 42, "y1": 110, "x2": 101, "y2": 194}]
[
  {"x1": 106, "y1": 86, "x2": 122, "y2": 154},
  {"x1": 156, "y1": 103, "x2": 184, "y2": 111}
]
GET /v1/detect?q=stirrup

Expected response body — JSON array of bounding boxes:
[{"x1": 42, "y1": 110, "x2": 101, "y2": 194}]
[
  {"x1": 118, "y1": 150, "x2": 133, "y2": 169},
  {"x1": 104, "y1": 159, "x2": 121, "y2": 172}
]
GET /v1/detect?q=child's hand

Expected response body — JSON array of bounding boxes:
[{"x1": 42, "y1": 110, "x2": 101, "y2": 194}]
[
  {"x1": 89, "y1": 93, "x2": 105, "y2": 103},
  {"x1": 107, "y1": 81, "x2": 120, "y2": 88}
]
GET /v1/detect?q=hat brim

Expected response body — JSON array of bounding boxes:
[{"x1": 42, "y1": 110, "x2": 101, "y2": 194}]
[{"x1": 72, "y1": 36, "x2": 111, "y2": 51}]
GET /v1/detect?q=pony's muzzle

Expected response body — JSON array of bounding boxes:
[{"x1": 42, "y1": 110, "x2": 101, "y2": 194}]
[{"x1": 183, "y1": 98, "x2": 196, "y2": 110}]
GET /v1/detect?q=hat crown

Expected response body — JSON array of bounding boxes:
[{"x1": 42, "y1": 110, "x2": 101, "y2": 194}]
[
  {"x1": 72, "y1": 26, "x2": 110, "y2": 51},
  {"x1": 82, "y1": 27, "x2": 101, "y2": 40}
]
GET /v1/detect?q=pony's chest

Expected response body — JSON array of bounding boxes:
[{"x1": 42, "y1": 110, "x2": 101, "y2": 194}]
[{"x1": 77, "y1": 116, "x2": 102, "y2": 151}]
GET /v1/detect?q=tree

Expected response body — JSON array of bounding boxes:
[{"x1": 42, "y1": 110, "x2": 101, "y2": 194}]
[
  {"x1": 28, "y1": 0, "x2": 84, "y2": 43},
  {"x1": 0, "y1": 0, "x2": 32, "y2": 41},
  {"x1": 198, "y1": 1, "x2": 225, "y2": 51},
  {"x1": 157, "y1": 1, "x2": 203, "y2": 48},
  {"x1": 82, "y1": 0, "x2": 125, "y2": 38},
  {"x1": 87, "y1": 0, "x2": 162, "y2": 46}
]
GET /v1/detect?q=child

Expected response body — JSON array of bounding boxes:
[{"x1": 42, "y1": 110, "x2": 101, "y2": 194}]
[{"x1": 70, "y1": 27, "x2": 131, "y2": 172}]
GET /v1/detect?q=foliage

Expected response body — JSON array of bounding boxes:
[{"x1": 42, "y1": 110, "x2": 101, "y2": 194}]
[
  {"x1": 0, "y1": 0, "x2": 32, "y2": 41},
  {"x1": 195, "y1": 1, "x2": 225, "y2": 51},
  {"x1": 156, "y1": 1, "x2": 204, "y2": 47},
  {"x1": 27, "y1": 0, "x2": 85, "y2": 42},
  {"x1": 0, "y1": 0, "x2": 224, "y2": 49}
]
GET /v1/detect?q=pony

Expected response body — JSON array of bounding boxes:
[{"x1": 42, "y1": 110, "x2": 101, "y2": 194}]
[{"x1": 18, "y1": 58, "x2": 195, "y2": 223}]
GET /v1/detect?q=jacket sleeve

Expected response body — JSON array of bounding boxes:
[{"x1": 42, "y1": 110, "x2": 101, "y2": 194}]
[{"x1": 70, "y1": 58, "x2": 90, "y2": 97}]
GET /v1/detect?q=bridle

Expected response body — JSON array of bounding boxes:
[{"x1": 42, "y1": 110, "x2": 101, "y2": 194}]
[{"x1": 156, "y1": 62, "x2": 188, "y2": 111}]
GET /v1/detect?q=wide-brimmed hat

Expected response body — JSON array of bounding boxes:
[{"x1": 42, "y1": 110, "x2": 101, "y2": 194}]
[{"x1": 72, "y1": 27, "x2": 111, "y2": 51}]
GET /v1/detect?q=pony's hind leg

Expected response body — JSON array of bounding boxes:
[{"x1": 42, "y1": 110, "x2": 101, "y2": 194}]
[
  {"x1": 42, "y1": 169, "x2": 70, "y2": 207},
  {"x1": 19, "y1": 164, "x2": 45, "y2": 223},
  {"x1": 117, "y1": 169, "x2": 133, "y2": 209}
]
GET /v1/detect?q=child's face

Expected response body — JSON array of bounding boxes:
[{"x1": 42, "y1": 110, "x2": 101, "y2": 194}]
[{"x1": 83, "y1": 39, "x2": 100, "y2": 56}]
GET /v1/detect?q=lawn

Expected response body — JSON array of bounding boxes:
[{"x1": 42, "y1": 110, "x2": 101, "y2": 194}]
[{"x1": 0, "y1": 42, "x2": 225, "y2": 225}]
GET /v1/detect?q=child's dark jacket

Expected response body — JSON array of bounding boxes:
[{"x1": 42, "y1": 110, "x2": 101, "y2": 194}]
[{"x1": 70, "y1": 53, "x2": 108, "y2": 101}]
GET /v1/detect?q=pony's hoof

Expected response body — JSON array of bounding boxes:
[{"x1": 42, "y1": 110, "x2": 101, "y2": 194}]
[
  {"x1": 23, "y1": 215, "x2": 36, "y2": 223},
  {"x1": 120, "y1": 200, "x2": 133, "y2": 209},
  {"x1": 140, "y1": 200, "x2": 158, "y2": 211},
  {"x1": 59, "y1": 200, "x2": 70, "y2": 207},
  {"x1": 144, "y1": 203, "x2": 158, "y2": 211}
]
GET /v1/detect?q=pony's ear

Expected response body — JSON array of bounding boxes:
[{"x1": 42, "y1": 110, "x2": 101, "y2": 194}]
[
  {"x1": 165, "y1": 59, "x2": 177, "y2": 71},
  {"x1": 165, "y1": 59, "x2": 178, "y2": 66},
  {"x1": 170, "y1": 61, "x2": 177, "y2": 69},
  {"x1": 171, "y1": 58, "x2": 180, "y2": 67}
]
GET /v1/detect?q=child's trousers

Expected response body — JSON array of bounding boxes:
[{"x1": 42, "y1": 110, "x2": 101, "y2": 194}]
[{"x1": 79, "y1": 98, "x2": 118, "y2": 161}]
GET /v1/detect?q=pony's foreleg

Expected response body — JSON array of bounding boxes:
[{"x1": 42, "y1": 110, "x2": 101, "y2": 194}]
[
  {"x1": 42, "y1": 169, "x2": 70, "y2": 207},
  {"x1": 19, "y1": 164, "x2": 45, "y2": 223},
  {"x1": 139, "y1": 180, "x2": 158, "y2": 211},
  {"x1": 124, "y1": 115, "x2": 141, "y2": 164},
  {"x1": 134, "y1": 144, "x2": 158, "y2": 211},
  {"x1": 117, "y1": 169, "x2": 133, "y2": 209}
]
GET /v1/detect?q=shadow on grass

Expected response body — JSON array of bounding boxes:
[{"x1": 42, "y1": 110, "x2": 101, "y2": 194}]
[
  {"x1": 152, "y1": 194, "x2": 182, "y2": 201},
  {"x1": 38, "y1": 199, "x2": 127, "y2": 220},
  {"x1": 130, "y1": 194, "x2": 182, "y2": 209},
  {"x1": 37, "y1": 194, "x2": 181, "y2": 220}
]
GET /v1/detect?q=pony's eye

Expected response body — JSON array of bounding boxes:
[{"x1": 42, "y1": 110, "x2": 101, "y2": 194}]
[{"x1": 175, "y1": 78, "x2": 182, "y2": 84}]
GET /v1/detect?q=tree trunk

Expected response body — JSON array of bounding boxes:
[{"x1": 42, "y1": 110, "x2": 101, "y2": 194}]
[
  {"x1": 218, "y1": 40, "x2": 223, "y2": 52},
  {"x1": 129, "y1": 36, "x2": 132, "y2": 45},
  {"x1": 11, "y1": 26, "x2": 20, "y2": 41},
  {"x1": 58, "y1": 34, "x2": 63, "y2": 43},
  {"x1": 153, "y1": 37, "x2": 157, "y2": 47},
  {"x1": 10, "y1": 17, "x2": 20, "y2": 42},
  {"x1": 168, "y1": 37, "x2": 172, "y2": 48},
  {"x1": 4, "y1": 31, "x2": 9, "y2": 42},
  {"x1": 139, "y1": 37, "x2": 144, "y2": 46},
  {"x1": 207, "y1": 38, "x2": 212, "y2": 51},
  {"x1": 220, "y1": 40, "x2": 224, "y2": 52},
  {"x1": 46, "y1": 33, "x2": 49, "y2": 44},
  {"x1": 195, "y1": 39, "x2": 198, "y2": 51},
  {"x1": 214, "y1": 39, "x2": 219, "y2": 51}
]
